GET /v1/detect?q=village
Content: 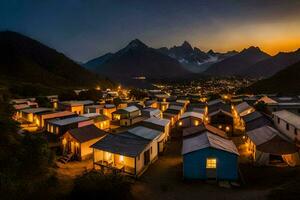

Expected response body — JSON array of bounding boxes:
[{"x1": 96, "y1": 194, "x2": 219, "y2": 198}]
[{"x1": 9, "y1": 84, "x2": 300, "y2": 199}]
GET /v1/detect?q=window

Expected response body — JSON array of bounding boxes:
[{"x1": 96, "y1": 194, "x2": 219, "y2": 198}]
[
  {"x1": 286, "y1": 123, "x2": 289, "y2": 131},
  {"x1": 206, "y1": 158, "x2": 217, "y2": 169},
  {"x1": 277, "y1": 118, "x2": 280, "y2": 124}
]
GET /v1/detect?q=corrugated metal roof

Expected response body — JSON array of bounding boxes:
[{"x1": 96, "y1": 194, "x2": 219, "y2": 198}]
[
  {"x1": 235, "y1": 102, "x2": 252, "y2": 114},
  {"x1": 123, "y1": 106, "x2": 139, "y2": 112},
  {"x1": 21, "y1": 107, "x2": 52, "y2": 114},
  {"x1": 128, "y1": 126, "x2": 162, "y2": 140},
  {"x1": 273, "y1": 110, "x2": 300, "y2": 129},
  {"x1": 143, "y1": 117, "x2": 170, "y2": 127},
  {"x1": 182, "y1": 131, "x2": 239, "y2": 155},
  {"x1": 49, "y1": 116, "x2": 89, "y2": 126},
  {"x1": 91, "y1": 132, "x2": 150, "y2": 157},
  {"x1": 180, "y1": 112, "x2": 203, "y2": 120},
  {"x1": 246, "y1": 126, "x2": 278, "y2": 146}
]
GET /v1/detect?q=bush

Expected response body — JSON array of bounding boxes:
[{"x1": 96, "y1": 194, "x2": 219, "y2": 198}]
[{"x1": 70, "y1": 171, "x2": 132, "y2": 200}]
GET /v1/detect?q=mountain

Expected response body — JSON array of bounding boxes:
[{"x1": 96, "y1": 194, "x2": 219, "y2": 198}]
[
  {"x1": 157, "y1": 41, "x2": 237, "y2": 73},
  {"x1": 0, "y1": 31, "x2": 114, "y2": 90},
  {"x1": 242, "y1": 48, "x2": 300, "y2": 78},
  {"x1": 84, "y1": 53, "x2": 114, "y2": 70},
  {"x1": 84, "y1": 39, "x2": 191, "y2": 80},
  {"x1": 204, "y1": 46, "x2": 271, "y2": 76},
  {"x1": 245, "y1": 61, "x2": 300, "y2": 95}
]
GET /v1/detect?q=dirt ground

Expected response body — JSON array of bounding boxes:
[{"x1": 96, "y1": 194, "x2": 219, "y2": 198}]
[
  {"x1": 53, "y1": 138, "x2": 300, "y2": 200},
  {"x1": 131, "y1": 139, "x2": 299, "y2": 200}
]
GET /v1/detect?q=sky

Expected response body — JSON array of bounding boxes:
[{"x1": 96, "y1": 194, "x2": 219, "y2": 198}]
[{"x1": 1, "y1": 0, "x2": 300, "y2": 62}]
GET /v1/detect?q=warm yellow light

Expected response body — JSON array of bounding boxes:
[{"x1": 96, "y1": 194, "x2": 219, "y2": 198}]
[
  {"x1": 206, "y1": 158, "x2": 217, "y2": 169},
  {"x1": 194, "y1": 120, "x2": 199, "y2": 126},
  {"x1": 96, "y1": 86, "x2": 101, "y2": 90},
  {"x1": 225, "y1": 126, "x2": 230, "y2": 131},
  {"x1": 120, "y1": 155, "x2": 124, "y2": 162},
  {"x1": 218, "y1": 125, "x2": 223, "y2": 129},
  {"x1": 179, "y1": 121, "x2": 182, "y2": 126},
  {"x1": 62, "y1": 138, "x2": 67, "y2": 145}
]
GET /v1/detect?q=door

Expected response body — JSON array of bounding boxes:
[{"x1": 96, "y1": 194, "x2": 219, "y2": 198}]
[
  {"x1": 206, "y1": 158, "x2": 217, "y2": 179},
  {"x1": 144, "y1": 150, "x2": 150, "y2": 165}
]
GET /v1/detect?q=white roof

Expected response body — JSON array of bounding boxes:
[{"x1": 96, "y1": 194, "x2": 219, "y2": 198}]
[
  {"x1": 128, "y1": 126, "x2": 162, "y2": 140},
  {"x1": 49, "y1": 116, "x2": 89, "y2": 126},
  {"x1": 182, "y1": 131, "x2": 239, "y2": 155},
  {"x1": 273, "y1": 110, "x2": 300, "y2": 129},
  {"x1": 123, "y1": 106, "x2": 139, "y2": 112},
  {"x1": 81, "y1": 113, "x2": 101, "y2": 118},
  {"x1": 144, "y1": 117, "x2": 170, "y2": 127},
  {"x1": 180, "y1": 112, "x2": 204, "y2": 120},
  {"x1": 246, "y1": 126, "x2": 278, "y2": 146},
  {"x1": 235, "y1": 102, "x2": 252, "y2": 114}
]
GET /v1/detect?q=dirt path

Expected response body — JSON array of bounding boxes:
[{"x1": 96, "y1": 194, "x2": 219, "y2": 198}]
[{"x1": 131, "y1": 139, "x2": 269, "y2": 200}]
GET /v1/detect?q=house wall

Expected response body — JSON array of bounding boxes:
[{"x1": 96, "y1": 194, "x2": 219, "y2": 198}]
[
  {"x1": 178, "y1": 117, "x2": 201, "y2": 128},
  {"x1": 273, "y1": 115, "x2": 300, "y2": 142},
  {"x1": 80, "y1": 137, "x2": 103, "y2": 160},
  {"x1": 94, "y1": 120, "x2": 110, "y2": 130},
  {"x1": 103, "y1": 107, "x2": 116, "y2": 119},
  {"x1": 183, "y1": 147, "x2": 238, "y2": 180},
  {"x1": 135, "y1": 141, "x2": 158, "y2": 176}
]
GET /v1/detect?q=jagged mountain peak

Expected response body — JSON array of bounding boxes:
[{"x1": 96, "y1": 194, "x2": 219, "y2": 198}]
[{"x1": 126, "y1": 39, "x2": 148, "y2": 49}]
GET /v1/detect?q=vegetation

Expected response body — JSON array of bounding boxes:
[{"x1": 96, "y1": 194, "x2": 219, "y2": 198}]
[
  {"x1": 70, "y1": 171, "x2": 132, "y2": 200},
  {"x1": 0, "y1": 92, "x2": 55, "y2": 200}
]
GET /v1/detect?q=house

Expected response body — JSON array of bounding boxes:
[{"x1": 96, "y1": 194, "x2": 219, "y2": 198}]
[
  {"x1": 142, "y1": 108, "x2": 162, "y2": 118},
  {"x1": 258, "y1": 96, "x2": 300, "y2": 115},
  {"x1": 102, "y1": 104, "x2": 116, "y2": 119},
  {"x1": 208, "y1": 103, "x2": 233, "y2": 133},
  {"x1": 47, "y1": 116, "x2": 92, "y2": 135},
  {"x1": 59, "y1": 100, "x2": 94, "y2": 115},
  {"x1": 61, "y1": 125, "x2": 107, "y2": 160},
  {"x1": 168, "y1": 104, "x2": 185, "y2": 115},
  {"x1": 18, "y1": 107, "x2": 53, "y2": 123},
  {"x1": 142, "y1": 117, "x2": 171, "y2": 140},
  {"x1": 246, "y1": 125, "x2": 300, "y2": 166},
  {"x1": 234, "y1": 102, "x2": 255, "y2": 117},
  {"x1": 91, "y1": 132, "x2": 157, "y2": 177},
  {"x1": 163, "y1": 109, "x2": 181, "y2": 126},
  {"x1": 11, "y1": 98, "x2": 38, "y2": 110},
  {"x1": 241, "y1": 111, "x2": 272, "y2": 132},
  {"x1": 158, "y1": 101, "x2": 169, "y2": 112},
  {"x1": 37, "y1": 111, "x2": 77, "y2": 128},
  {"x1": 182, "y1": 127, "x2": 239, "y2": 180},
  {"x1": 272, "y1": 110, "x2": 300, "y2": 146},
  {"x1": 84, "y1": 104, "x2": 104, "y2": 114},
  {"x1": 112, "y1": 106, "x2": 143, "y2": 126},
  {"x1": 177, "y1": 112, "x2": 203, "y2": 128},
  {"x1": 129, "y1": 126, "x2": 165, "y2": 153},
  {"x1": 82, "y1": 113, "x2": 110, "y2": 130},
  {"x1": 145, "y1": 100, "x2": 158, "y2": 109}
]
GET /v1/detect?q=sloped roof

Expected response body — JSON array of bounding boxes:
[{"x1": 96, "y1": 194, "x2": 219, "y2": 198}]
[
  {"x1": 241, "y1": 111, "x2": 263, "y2": 123},
  {"x1": 21, "y1": 107, "x2": 52, "y2": 114},
  {"x1": 67, "y1": 125, "x2": 107, "y2": 143},
  {"x1": 91, "y1": 132, "x2": 150, "y2": 157},
  {"x1": 273, "y1": 110, "x2": 300, "y2": 129},
  {"x1": 180, "y1": 112, "x2": 204, "y2": 120},
  {"x1": 235, "y1": 102, "x2": 252, "y2": 114},
  {"x1": 247, "y1": 125, "x2": 298, "y2": 155},
  {"x1": 182, "y1": 131, "x2": 239, "y2": 155},
  {"x1": 42, "y1": 111, "x2": 75, "y2": 120},
  {"x1": 168, "y1": 105, "x2": 183, "y2": 111},
  {"x1": 183, "y1": 124, "x2": 228, "y2": 139},
  {"x1": 122, "y1": 106, "x2": 139, "y2": 112},
  {"x1": 49, "y1": 116, "x2": 89, "y2": 126},
  {"x1": 128, "y1": 126, "x2": 162, "y2": 140},
  {"x1": 207, "y1": 99, "x2": 223, "y2": 106},
  {"x1": 143, "y1": 117, "x2": 170, "y2": 127}
]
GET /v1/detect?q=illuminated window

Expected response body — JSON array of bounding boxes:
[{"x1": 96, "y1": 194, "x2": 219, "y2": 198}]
[
  {"x1": 179, "y1": 121, "x2": 182, "y2": 126},
  {"x1": 206, "y1": 158, "x2": 217, "y2": 169},
  {"x1": 194, "y1": 120, "x2": 199, "y2": 126}
]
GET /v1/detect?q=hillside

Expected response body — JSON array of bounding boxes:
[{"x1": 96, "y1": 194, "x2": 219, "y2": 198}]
[
  {"x1": 245, "y1": 61, "x2": 300, "y2": 95},
  {"x1": 0, "y1": 31, "x2": 114, "y2": 91},
  {"x1": 204, "y1": 46, "x2": 270, "y2": 76},
  {"x1": 242, "y1": 49, "x2": 300, "y2": 78},
  {"x1": 84, "y1": 39, "x2": 191, "y2": 80}
]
